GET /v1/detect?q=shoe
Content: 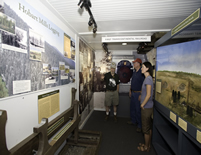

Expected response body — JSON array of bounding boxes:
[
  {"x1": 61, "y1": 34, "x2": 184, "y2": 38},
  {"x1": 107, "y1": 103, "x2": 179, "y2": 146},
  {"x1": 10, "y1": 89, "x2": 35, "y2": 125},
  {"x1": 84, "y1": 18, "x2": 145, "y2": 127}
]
[
  {"x1": 105, "y1": 115, "x2": 109, "y2": 121},
  {"x1": 137, "y1": 145, "x2": 150, "y2": 152},
  {"x1": 127, "y1": 120, "x2": 136, "y2": 125},
  {"x1": 136, "y1": 128, "x2": 142, "y2": 133},
  {"x1": 114, "y1": 115, "x2": 118, "y2": 122}
]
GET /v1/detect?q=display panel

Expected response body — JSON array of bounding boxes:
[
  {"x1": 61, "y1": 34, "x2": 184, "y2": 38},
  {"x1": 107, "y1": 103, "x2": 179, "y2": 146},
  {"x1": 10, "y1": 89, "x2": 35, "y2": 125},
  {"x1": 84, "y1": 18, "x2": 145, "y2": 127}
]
[
  {"x1": 0, "y1": 0, "x2": 75, "y2": 99},
  {"x1": 155, "y1": 39, "x2": 201, "y2": 130}
]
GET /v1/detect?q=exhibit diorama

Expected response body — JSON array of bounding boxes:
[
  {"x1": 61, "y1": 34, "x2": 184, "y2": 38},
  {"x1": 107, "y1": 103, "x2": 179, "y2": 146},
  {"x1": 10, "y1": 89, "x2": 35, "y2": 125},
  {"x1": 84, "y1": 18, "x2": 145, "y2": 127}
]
[{"x1": 155, "y1": 39, "x2": 201, "y2": 130}]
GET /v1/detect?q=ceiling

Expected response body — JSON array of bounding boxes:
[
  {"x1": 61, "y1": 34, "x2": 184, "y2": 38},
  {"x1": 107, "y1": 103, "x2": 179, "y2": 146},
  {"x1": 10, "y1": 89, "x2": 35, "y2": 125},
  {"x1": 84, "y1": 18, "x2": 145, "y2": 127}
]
[{"x1": 40, "y1": 0, "x2": 201, "y2": 51}]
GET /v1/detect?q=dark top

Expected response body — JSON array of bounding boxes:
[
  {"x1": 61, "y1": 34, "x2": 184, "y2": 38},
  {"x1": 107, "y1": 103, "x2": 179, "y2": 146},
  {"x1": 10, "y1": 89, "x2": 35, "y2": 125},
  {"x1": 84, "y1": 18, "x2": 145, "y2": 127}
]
[
  {"x1": 131, "y1": 68, "x2": 145, "y2": 91},
  {"x1": 104, "y1": 72, "x2": 120, "y2": 91}
]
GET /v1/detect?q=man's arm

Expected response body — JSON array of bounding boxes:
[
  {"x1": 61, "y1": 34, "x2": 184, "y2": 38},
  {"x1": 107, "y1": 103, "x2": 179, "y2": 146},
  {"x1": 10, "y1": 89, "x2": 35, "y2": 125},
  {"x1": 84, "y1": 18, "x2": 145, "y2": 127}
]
[{"x1": 117, "y1": 84, "x2": 119, "y2": 92}]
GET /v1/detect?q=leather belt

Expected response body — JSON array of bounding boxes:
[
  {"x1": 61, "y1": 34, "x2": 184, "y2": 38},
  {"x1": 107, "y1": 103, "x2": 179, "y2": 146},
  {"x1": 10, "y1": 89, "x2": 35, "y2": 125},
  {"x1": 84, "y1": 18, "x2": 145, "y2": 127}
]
[
  {"x1": 132, "y1": 90, "x2": 141, "y2": 93},
  {"x1": 107, "y1": 90, "x2": 116, "y2": 92}
]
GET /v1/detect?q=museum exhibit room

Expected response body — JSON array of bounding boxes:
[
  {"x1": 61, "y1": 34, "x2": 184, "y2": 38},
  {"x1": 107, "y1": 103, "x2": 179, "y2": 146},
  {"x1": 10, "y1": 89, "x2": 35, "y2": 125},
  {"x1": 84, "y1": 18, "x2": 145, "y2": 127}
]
[{"x1": 1, "y1": 0, "x2": 201, "y2": 154}]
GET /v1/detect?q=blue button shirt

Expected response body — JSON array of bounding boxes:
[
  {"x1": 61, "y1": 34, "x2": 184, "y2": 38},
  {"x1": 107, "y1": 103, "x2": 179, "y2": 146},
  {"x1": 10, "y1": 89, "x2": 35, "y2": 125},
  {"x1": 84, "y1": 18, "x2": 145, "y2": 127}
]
[{"x1": 131, "y1": 68, "x2": 145, "y2": 91}]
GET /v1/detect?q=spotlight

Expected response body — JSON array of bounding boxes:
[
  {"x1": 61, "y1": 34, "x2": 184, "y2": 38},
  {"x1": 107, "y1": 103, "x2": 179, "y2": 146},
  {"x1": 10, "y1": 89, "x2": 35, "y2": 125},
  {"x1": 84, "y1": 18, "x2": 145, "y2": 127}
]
[
  {"x1": 88, "y1": 17, "x2": 93, "y2": 26},
  {"x1": 102, "y1": 43, "x2": 108, "y2": 52},
  {"x1": 78, "y1": 0, "x2": 91, "y2": 9},
  {"x1": 77, "y1": 0, "x2": 98, "y2": 33},
  {"x1": 93, "y1": 27, "x2": 97, "y2": 33}
]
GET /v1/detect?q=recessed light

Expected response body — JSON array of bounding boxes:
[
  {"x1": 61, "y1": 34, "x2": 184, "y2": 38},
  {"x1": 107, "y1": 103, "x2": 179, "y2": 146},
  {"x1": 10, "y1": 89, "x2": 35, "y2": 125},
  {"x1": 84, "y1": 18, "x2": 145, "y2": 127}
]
[{"x1": 122, "y1": 43, "x2": 127, "y2": 45}]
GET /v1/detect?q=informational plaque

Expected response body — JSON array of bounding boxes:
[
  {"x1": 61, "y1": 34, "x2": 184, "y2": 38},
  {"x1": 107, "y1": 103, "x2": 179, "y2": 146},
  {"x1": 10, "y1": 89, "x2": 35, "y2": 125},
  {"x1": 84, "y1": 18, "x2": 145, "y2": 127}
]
[
  {"x1": 64, "y1": 34, "x2": 71, "y2": 58},
  {"x1": 156, "y1": 81, "x2": 161, "y2": 93},
  {"x1": 196, "y1": 130, "x2": 201, "y2": 144},
  {"x1": 38, "y1": 90, "x2": 60, "y2": 123},
  {"x1": 170, "y1": 111, "x2": 177, "y2": 123},
  {"x1": 178, "y1": 117, "x2": 187, "y2": 132},
  {"x1": 13, "y1": 80, "x2": 31, "y2": 95}
]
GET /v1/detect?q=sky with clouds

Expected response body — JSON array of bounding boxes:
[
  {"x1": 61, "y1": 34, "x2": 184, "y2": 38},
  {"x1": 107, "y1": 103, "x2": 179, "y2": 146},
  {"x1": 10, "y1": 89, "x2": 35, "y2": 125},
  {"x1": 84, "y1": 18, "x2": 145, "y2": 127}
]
[{"x1": 156, "y1": 39, "x2": 201, "y2": 75}]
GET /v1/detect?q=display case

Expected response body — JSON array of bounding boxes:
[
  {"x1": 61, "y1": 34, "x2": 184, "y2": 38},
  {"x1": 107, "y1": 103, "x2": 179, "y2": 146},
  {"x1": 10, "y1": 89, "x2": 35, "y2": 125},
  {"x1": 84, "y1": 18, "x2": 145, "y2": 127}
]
[{"x1": 153, "y1": 7, "x2": 201, "y2": 155}]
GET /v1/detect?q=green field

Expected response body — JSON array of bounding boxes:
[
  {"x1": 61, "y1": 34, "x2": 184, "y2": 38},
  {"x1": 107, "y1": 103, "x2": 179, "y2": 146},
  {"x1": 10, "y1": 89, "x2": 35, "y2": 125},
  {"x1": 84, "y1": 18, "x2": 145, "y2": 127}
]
[
  {"x1": 155, "y1": 71, "x2": 201, "y2": 129},
  {"x1": 30, "y1": 51, "x2": 42, "y2": 61}
]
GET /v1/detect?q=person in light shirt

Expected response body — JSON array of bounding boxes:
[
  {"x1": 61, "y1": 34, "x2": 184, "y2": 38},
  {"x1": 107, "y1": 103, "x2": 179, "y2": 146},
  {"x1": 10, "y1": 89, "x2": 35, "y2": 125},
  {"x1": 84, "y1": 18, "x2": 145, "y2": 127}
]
[{"x1": 137, "y1": 61, "x2": 154, "y2": 152}]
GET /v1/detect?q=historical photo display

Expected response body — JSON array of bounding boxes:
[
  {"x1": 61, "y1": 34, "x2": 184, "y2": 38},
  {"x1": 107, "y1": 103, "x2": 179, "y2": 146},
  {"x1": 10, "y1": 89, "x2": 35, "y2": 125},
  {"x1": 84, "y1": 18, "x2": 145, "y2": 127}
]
[
  {"x1": 0, "y1": 12, "x2": 15, "y2": 34},
  {"x1": 2, "y1": 27, "x2": 27, "y2": 53}
]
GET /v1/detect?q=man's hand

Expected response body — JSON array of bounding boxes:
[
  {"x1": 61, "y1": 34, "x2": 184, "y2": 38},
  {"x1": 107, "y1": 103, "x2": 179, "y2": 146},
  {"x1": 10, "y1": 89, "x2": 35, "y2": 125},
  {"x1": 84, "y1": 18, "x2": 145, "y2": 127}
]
[
  {"x1": 129, "y1": 90, "x2": 131, "y2": 97},
  {"x1": 101, "y1": 74, "x2": 104, "y2": 80},
  {"x1": 138, "y1": 95, "x2": 141, "y2": 101}
]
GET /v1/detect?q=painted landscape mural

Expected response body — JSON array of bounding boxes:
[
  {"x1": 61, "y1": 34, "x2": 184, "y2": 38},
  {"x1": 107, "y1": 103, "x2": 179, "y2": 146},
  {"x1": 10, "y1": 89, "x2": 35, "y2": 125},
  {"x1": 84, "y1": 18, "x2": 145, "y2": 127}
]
[{"x1": 155, "y1": 39, "x2": 201, "y2": 130}]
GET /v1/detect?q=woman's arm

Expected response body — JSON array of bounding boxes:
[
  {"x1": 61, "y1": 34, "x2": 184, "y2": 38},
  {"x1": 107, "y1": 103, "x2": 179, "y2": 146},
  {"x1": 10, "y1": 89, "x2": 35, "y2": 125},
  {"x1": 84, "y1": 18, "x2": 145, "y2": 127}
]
[{"x1": 141, "y1": 85, "x2": 151, "y2": 109}]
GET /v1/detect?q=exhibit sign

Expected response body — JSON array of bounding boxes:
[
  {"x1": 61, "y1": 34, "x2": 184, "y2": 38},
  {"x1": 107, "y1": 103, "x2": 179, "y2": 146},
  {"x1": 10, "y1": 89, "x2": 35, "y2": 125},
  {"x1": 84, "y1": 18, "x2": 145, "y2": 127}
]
[
  {"x1": 13, "y1": 80, "x2": 31, "y2": 95},
  {"x1": 171, "y1": 8, "x2": 200, "y2": 36},
  {"x1": 102, "y1": 36, "x2": 151, "y2": 42},
  {"x1": 38, "y1": 90, "x2": 60, "y2": 123}
]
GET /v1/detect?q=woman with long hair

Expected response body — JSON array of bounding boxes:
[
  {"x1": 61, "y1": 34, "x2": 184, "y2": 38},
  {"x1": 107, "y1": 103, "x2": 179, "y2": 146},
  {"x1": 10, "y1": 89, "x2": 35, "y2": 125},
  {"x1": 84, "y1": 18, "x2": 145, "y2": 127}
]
[{"x1": 137, "y1": 61, "x2": 154, "y2": 152}]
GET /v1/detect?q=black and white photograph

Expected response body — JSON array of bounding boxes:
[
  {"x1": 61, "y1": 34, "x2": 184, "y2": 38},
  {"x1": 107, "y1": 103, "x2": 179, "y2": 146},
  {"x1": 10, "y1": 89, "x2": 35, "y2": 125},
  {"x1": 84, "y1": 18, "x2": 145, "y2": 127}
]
[
  {"x1": 2, "y1": 27, "x2": 27, "y2": 53},
  {"x1": 69, "y1": 69, "x2": 75, "y2": 82},
  {"x1": 0, "y1": 12, "x2": 15, "y2": 34},
  {"x1": 29, "y1": 28, "x2": 45, "y2": 53}
]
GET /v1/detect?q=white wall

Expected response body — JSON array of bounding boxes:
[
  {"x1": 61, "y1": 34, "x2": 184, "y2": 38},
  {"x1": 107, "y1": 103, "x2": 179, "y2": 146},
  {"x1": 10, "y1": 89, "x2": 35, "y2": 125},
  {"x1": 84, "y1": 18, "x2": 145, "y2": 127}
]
[
  {"x1": 0, "y1": 0, "x2": 78, "y2": 150},
  {"x1": 0, "y1": 84, "x2": 75, "y2": 149}
]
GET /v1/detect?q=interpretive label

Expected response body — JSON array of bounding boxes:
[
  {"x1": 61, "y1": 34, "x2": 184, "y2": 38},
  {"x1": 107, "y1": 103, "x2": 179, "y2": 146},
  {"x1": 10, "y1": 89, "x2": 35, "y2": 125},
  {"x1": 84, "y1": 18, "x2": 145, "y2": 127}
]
[
  {"x1": 171, "y1": 8, "x2": 200, "y2": 36},
  {"x1": 196, "y1": 130, "x2": 201, "y2": 144},
  {"x1": 102, "y1": 36, "x2": 151, "y2": 42},
  {"x1": 178, "y1": 117, "x2": 187, "y2": 132},
  {"x1": 170, "y1": 111, "x2": 176, "y2": 123},
  {"x1": 38, "y1": 90, "x2": 60, "y2": 123},
  {"x1": 13, "y1": 80, "x2": 31, "y2": 94}
]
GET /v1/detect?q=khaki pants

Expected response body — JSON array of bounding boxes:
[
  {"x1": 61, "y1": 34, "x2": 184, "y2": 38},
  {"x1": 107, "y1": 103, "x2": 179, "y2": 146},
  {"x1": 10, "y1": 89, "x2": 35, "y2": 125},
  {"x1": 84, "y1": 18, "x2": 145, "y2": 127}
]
[{"x1": 105, "y1": 91, "x2": 119, "y2": 106}]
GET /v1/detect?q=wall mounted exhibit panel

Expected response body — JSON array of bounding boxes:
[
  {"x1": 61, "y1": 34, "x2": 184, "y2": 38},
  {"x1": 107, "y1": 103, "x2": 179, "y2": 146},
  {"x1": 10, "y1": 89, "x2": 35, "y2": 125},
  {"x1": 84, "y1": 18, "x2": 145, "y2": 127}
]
[
  {"x1": 0, "y1": 0, "x2": 76, "y2": 99},
  {"x1": 0, "y1": 0, "x2": 78, "y2": 150},
  {"x1": 79, "y1": 39, "x2": 95, "y2": 125}
]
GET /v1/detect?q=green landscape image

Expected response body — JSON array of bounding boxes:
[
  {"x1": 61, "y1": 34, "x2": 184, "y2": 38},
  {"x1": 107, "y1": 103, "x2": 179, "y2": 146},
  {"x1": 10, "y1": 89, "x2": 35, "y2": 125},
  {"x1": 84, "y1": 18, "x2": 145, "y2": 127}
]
[
  {"x1": 156, "y1": 39, "x2": 201, "y2": 130},
  {"x1": 155, "y1": 71, "x2": 201, "y2": 129}
]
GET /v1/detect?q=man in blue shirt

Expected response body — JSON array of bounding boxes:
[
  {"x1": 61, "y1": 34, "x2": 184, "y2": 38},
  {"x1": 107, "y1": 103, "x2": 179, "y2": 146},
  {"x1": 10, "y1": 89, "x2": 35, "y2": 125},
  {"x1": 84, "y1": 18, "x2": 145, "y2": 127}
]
[{"x1": 128, "y1": 58, "x2": 145, "y2": 132}]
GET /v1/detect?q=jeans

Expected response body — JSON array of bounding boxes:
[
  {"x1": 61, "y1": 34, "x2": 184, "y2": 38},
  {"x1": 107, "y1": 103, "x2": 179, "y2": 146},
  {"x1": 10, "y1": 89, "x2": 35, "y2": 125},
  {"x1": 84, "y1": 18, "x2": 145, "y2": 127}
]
[{"x1": 130, "y1": 92, "x2": 141, "y2": 128}]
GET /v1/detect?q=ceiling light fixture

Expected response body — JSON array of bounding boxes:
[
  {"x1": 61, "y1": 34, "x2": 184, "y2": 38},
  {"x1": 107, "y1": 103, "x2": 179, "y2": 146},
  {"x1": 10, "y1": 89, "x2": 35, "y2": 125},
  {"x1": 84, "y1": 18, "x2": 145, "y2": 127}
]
[
  {"x1": 122, "y1": 43, "x2": 127, "y2": 45},
  {"x1": 78, "y1": 0, "x2": 97, "y2": 34}
]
